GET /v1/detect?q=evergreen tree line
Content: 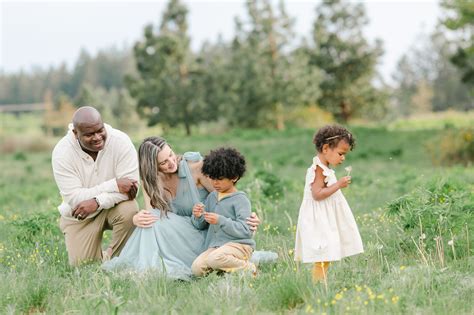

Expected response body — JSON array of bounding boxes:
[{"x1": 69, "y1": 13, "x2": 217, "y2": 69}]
[
  {"x1": 0, "y1": 48, "x2": 135, "y2": 105},
  {"x1": 0, "y1": 0, "x2": 472, "y2": 134}
]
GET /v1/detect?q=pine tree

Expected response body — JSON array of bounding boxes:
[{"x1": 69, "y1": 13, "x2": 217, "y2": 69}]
[
  {"x1": 227, "y1": 0, "x2": 318, "y2": 128},
  {"x1": 126, "y1": 0, "x2": 205, "y2": 135},
  {"x1": 310, "y1": 0, "x2": 384, "y2": 122},
  {"x1": 442, "y1": 0, "x2": 474, "y2": 85}
]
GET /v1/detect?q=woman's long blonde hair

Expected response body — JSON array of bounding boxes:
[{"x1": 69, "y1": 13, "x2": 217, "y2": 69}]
[{"x1": 138, "y1": 136, "x2": 172, "y2": 216}]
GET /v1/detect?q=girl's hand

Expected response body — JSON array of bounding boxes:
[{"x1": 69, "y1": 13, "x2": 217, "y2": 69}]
[
  {"x1": 246, "y1": 212, "x2": 260, "y2": 232},
  {"x1": 133, "y1": 210, "x2": 159, "y2": 228},
  {"x1": 193, "y1": 203, "x2": 205, "y2": 218},
  {"x1": 203, "y1": 212, "x2": 219, "y2": 225},
  {"x1": 337, "y1": 176, "x2": 352, "y2": 189}
]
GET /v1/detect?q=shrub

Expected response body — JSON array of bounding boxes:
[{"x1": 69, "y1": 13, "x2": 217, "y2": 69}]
[
  {"x1": 254, "y1": 169, "x2": 285, "y2": 199},
  {"x1": 426, "y1": 128, "x2": 474, "y2": 166},
  {"x1": 284, "y1": 105, "x2": 334, "y2": 129}
]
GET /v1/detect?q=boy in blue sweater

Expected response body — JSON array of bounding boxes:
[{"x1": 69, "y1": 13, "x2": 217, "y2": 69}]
[{"x1": 191, "y1": 147, "x2": 256, "y2": 276}]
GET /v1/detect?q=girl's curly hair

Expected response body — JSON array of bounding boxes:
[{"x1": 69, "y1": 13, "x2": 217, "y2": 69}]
[
  {"x1": 313, "y1": 125, "x2": 356, "y2": 152},
  {"x1": 202, "y1": 147, "x2": 246, "y2": 181}
]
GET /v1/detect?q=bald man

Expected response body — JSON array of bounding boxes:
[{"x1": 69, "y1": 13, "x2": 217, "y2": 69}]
[{"x1": 52, "y1": 106, "x2": 139, "y2": 265}]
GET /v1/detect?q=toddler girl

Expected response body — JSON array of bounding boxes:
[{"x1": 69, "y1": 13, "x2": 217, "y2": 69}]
[{"x1": 294, "y1": 125, "x2": 363, "y2": 283}]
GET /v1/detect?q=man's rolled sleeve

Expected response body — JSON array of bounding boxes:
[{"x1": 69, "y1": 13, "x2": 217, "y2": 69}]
[{"x1": 115, "y1": 136, "x2": 140, "y2": 182}]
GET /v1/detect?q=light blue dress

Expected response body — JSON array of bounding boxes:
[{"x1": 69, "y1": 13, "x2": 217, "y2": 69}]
[{"x1": 103, "y1": 152, "x2": 277, "y2": 279}]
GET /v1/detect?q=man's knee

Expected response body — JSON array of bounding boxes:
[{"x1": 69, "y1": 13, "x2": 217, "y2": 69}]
[
  {"x1": 110, "y1": 200, "x2": 138, "y2": 225},
  {"x1": 61, "y1": 218, "x2": 102, "y2": 266},
  {"x1": 64, "y1": 233, "x2": 101, "y2": 266},
  {"x1": 68, "y1": 252, "x2": 99, "y2": 266}
]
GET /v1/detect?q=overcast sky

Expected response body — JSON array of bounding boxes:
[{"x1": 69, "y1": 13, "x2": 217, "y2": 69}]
[{"x1": 1, "y1": 0, "x2": 441, "y2": 82}]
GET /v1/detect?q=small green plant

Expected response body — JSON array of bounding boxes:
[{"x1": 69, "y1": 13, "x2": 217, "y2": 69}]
[
  {"x1": 10, "y1": 212, "x2": 59, "y2": 245},
  {"x1": 386, "y1": 178, "x2": 473, "y2": 261},
  {"x1": 254, "y1": 169, "x2": 285, "y2": 199},
  {"x1": 13, "y1": 151, "x2": 27, "y2": 161}
]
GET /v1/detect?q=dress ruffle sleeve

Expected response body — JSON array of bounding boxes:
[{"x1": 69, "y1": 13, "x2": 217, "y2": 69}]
[
  {"x1": 312, "y1": 156, "x2": 336, "y2": 185},
  {"x1": 307, "y1": 165, "x2": 316, "y2": 187}
]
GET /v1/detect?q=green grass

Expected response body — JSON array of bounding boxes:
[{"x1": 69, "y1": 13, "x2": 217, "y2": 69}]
[
  {"x1": 387, "y1": 110, "x2": 474, "y2": 130},
  {"x1": 1, "y1": 124, "x2": 473, "y2": 314}
]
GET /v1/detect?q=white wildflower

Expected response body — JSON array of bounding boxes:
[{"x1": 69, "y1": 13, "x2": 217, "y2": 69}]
[
  {"x1": 448, "y1": 239, "x2": 454, "y2": 246},
  {"x1": 345, "y1": 166, "x2": 352, "y2": 176}
]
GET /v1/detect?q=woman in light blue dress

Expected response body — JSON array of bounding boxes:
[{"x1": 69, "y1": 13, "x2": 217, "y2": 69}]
[{"x1": 103, "y1": 137, "x2": 274, "y2": 279}]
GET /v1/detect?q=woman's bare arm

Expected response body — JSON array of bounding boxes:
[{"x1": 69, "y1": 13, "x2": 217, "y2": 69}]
[{"x1": 190, "y1": 160, "x2": 215, "y2": 193}]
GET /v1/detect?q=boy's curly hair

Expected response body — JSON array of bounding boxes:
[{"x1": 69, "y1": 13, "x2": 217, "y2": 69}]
[
  {"x1": 313, "y1": 125, "x2": 356, "y2": 152},
  {"x1": 202, "y1": 147, "x2": 246, "y2": 181}
]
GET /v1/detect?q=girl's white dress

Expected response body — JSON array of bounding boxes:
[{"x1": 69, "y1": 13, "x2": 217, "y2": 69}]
[{"x1": 294, "y1": 156, "x2": 364, "y2": 263}]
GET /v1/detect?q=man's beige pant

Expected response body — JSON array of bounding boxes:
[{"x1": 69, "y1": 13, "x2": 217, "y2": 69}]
[
  {"x1": 191, "y1": 242, "x2": 254, "y2": 276},
  {"x1": 59, "y1": 200, "x2": 138, "y2": 266}
]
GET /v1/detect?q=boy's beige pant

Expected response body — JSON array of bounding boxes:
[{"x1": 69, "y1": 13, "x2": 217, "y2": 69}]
[
  {"x1": 191, "y1": 242, "x2": 254, "y2": 276},
  {"x1": 59, "y1": 200, "x2": 138, "y2": 266}
]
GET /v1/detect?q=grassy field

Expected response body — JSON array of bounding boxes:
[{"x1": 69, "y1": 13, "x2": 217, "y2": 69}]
[{"x1": 0, "y1": 116, "x2": 473, "y2": 314}]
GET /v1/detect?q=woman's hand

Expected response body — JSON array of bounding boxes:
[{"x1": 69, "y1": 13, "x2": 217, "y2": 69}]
[
  {"x1": 133, "y1": 210, "x2": 159, "y2": 228},
  {"x1": 246, "y1": 212, "x2": 261, "y2": 232}
]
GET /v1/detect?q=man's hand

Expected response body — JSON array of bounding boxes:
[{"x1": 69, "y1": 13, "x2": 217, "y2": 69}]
[
  {"x1": 117, "y1": 178, "x2": 139, "y2": 200},
  {"x1": 246, "y1": 212, "x2": 260, "y2": 232},
  {"x1": 203, "y1": 212, "x2": 219, "y2": 225},
  {"x1": 72, "y1": 199, "x2": 99, "y2": 220},
  {"x1": 133, "y1": 210, "x2": 159, "y2": 228}
]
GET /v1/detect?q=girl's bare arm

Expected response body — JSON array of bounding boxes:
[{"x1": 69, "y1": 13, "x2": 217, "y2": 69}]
[{"x1": 311, "y1": 166, "x2": 350, "y2": 201}]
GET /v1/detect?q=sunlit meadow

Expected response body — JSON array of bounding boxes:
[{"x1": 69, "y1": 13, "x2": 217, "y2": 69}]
[{"x1": 0, "y1": 113, "x2": 473, "y2": 314}]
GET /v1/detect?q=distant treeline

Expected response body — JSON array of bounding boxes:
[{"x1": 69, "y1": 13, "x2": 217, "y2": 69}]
[
  {"x1": 0, "y1": 48, "x2": 135, "y2": 105},
  {"x1": 0, "y1": 0, "x2": 472, "y2": 134}
]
